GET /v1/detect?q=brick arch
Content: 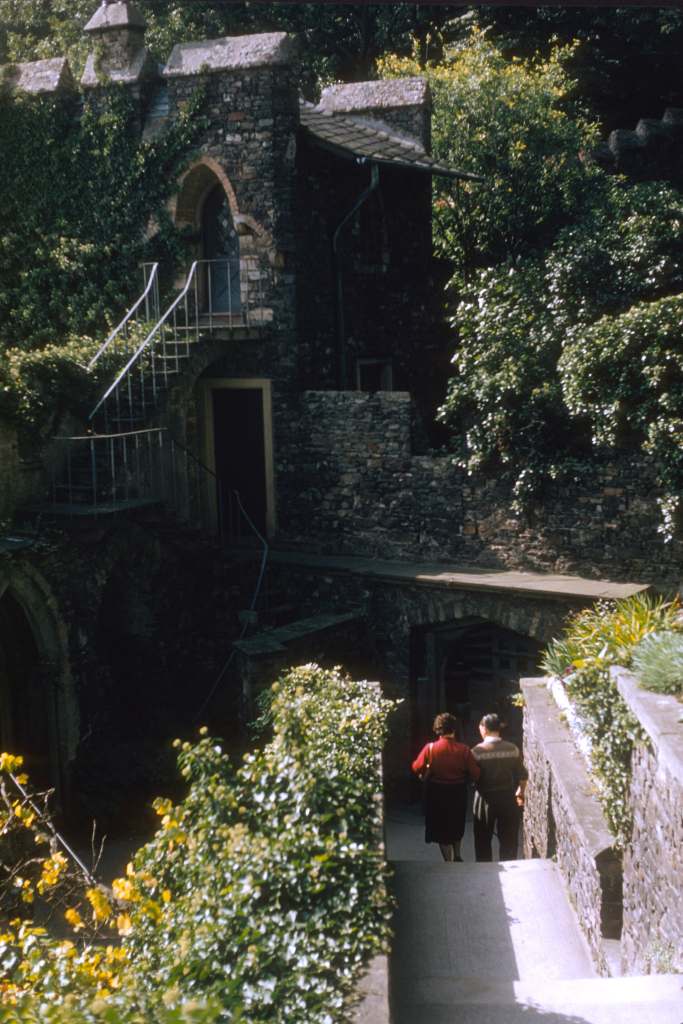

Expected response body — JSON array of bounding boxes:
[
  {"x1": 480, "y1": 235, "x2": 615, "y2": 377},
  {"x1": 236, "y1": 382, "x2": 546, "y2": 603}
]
[
  {"x1": 0, "y1": 563, "x2": 78, "y2": 798},
  {"x1": 171, "y1": 156, "x2": 240, "y2": 232},
  {"x1": 401, "y1": 590, "x2": 565, "y2": 646}
]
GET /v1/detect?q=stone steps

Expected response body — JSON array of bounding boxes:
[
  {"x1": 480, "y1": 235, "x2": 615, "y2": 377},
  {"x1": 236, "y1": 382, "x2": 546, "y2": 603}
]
[
  {"x1": 388, "y1": 858, "x2": 683, "y2": 1023},
  {"x1": 393, "y1": 975, "x2": 683, "y2": 1024}
]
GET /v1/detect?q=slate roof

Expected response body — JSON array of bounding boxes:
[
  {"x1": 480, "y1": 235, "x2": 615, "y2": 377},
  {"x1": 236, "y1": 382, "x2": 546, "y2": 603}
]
[{"x1": 300, "y1": 104, "x2": 478, "y2": 180}]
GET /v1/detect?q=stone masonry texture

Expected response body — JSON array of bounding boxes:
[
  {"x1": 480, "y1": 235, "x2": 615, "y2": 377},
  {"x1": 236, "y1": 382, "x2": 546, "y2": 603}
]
[
  {"x1": 522, "y1": 678, "x2": 621, "y2": 975},
  {"x1": 613, "y1": 669, "x2": 683, "y2": 975}
]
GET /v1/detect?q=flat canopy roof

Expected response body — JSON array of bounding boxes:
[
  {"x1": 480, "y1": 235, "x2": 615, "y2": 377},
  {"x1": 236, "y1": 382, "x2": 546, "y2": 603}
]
[{"x1": 266, "y1": 551, "x2": 649, "y2": 603}]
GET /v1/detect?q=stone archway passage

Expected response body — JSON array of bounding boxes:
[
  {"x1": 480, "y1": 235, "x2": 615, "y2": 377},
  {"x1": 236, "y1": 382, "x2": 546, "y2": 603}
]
[
  {"x1": 0, "y1": 589, "x2": 51, "y2": 787},
  {"x1": 441, "y1": 621, "x2": 543, "y2": 746}
]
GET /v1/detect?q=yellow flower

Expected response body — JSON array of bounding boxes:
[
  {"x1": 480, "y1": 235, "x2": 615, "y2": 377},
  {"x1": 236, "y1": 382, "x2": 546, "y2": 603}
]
[
  {"x1": 86, "y1": 887, "x2": 113, "y2": 923},
  {"x1": 0, "y1": 753, "x2": 23, "y2": 773},
  {"x1": 161, "y1": 888, "x2": 171, "y2": 903},
  {"x1": 37, "y1": 852, "x2": 67, "y2": 893},
  {"x1": 65, "y1": 907, "x2": 85, "y2": 932},
  {"x1": 111, "y1": 877, "x2": 136, "y2": 902},
  {"x1": 116, "y1": 913, "x2": 133, "y2": 936}
]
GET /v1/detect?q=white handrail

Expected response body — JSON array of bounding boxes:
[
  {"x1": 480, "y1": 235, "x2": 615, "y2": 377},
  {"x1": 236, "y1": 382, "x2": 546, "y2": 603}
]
[
  {"x1": 87, "y1": 263, "x2": 160, "y2": 371},
  {"x1": 89, "y1": 261, "x2": 199, "y2": 421}
]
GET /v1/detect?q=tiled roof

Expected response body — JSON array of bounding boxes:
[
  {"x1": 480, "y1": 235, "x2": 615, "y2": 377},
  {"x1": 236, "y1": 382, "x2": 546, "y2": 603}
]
[{"x1": 300, "y1": 104, "x2": 478, "y2": 180}]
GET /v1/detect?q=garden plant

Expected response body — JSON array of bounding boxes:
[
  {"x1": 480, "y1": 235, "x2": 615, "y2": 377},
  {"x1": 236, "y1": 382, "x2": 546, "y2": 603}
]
[
  {"x1": 0, "y1": 665, "x2": 396, "y2": 1023},
  {"x1": 542, "y1": 593, "x2": 682, "y2": 846}
]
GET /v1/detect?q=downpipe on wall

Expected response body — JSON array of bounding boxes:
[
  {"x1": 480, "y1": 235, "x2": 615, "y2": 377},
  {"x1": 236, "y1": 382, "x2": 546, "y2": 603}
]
[{"x1": 332, "y1": 161, "x2": 380, "y2": 389}]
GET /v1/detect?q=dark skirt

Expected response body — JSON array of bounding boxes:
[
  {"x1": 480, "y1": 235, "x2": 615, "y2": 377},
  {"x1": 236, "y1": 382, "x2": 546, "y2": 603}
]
[{"x1": 424, "y1": 780, "x2": 467, "y2": 844}]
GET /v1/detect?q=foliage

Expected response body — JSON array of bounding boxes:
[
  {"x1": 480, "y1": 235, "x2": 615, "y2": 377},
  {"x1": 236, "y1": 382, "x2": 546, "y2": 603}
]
[
  {"x1": 476, "y1": 6, "x2": 683, "y2": 133},
  {"x1": 0, "y1": 2, "x2": 454, "y2": 95},
  {"x1": 0, "y1": 84, "x2": 204, "y2": 350},
  {"x1": 542, "y1": 593, "x2": 682, "y2": 845},
  {"x1": 0, "y1": 336, "x2": 98, "y2": 442},
  {"x1": 380, "y1": 31, "x2": 599, "y2": 277},
  {"x1": 1, "y1": 665, "x2": 396, "y2": 1023},
  {"x1": 380, "y1": 30, "x2": 683, "y2": 535},
  {"x1": 631, "y1": 631, "x2": 683, "y2": 697},
  {"x1": 436, "y1": 174, "x2": 683, "y2": 517}
]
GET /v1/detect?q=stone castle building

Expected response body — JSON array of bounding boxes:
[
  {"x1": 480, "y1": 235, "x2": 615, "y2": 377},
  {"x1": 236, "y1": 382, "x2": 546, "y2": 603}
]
[{"x1": 0, "y1": 1, "x2": 681, "y2": 814}]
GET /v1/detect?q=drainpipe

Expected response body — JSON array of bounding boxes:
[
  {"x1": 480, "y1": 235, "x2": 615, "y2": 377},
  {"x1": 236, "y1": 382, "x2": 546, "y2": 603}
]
[{"x1": 332, "y1": 160, "x2": 380, "y2": 389}]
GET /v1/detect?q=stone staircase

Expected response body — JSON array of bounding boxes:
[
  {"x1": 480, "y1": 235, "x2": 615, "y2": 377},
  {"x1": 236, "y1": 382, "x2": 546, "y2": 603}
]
[{"x1": 385, "y1": 807, "x2": 683, "y2": 1024}]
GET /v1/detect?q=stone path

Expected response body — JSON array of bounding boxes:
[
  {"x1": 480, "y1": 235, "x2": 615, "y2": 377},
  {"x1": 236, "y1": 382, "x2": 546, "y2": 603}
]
[
  {"x1": 384, "y1": 802, "x2": 683, "y2": 1024},
  {"x1": 267, "y1": 550, "x2": 648, "y2": 601}
]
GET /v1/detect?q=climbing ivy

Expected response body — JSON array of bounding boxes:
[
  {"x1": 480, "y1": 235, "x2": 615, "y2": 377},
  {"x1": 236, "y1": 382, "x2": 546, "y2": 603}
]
[
  {"x1": 0, "y1": 83, "x2": 206, "y2": 350},
  {"x1": 542, "y1": 593, "x2": 681, "y2": 847}
]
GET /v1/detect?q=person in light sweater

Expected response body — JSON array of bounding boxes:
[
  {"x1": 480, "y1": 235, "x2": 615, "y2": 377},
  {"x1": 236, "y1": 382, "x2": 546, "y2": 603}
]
[
  {"x1": 471, "y1": 712, "x2": 528, "y2": 861},
  {"x1": 412, "y1": 712, "x2": 480, "y2": 862}
]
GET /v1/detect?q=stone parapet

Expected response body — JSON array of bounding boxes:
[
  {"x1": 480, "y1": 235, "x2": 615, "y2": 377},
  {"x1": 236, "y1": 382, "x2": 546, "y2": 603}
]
[
  {"x1": 521, "y1": 678, "x2": 621, "y2": 975},
  {"x1": 0, "y1": 57, "x2": 74, "y2": 94},
  {"x1": 163, "y1": 32, "x2": 298, "y2": 77},
  {"x1": 611, "y1": 668, "x2": 683, "y2": 975}
]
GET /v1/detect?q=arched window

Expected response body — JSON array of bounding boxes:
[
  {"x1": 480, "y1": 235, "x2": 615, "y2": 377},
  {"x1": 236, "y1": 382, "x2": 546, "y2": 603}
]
[{"x1": 201, "y1": 184, "x2": 241, "y2": 314}]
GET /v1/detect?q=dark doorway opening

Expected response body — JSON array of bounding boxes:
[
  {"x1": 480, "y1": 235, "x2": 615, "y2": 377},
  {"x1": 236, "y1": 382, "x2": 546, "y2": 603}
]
[
  {"x1": 411, "y1": 619, "x2": 543, "y2": 755},
  {"x1": 0, "y1": 590, "x2": 52, "y2": 789},
  {"x1": 212, "y1": 387, "x2": 267, "y2": 538},
  {"x1": 201, "y1": 184, "x2": 241, "y2": 314}
]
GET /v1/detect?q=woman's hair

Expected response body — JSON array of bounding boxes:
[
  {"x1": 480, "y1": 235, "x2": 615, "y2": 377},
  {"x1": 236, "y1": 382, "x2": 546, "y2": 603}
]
[
  {"x1": 433, "y1": 712, "x2": 458, "y2": 736},
  {"x1": 480, "y1": 713, "x2": 502, "y2": 733}
]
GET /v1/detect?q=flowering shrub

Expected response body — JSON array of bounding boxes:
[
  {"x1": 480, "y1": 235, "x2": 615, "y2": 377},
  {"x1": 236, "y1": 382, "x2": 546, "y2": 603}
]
[
  {"x1": 542, "y1": 594, "x2": 681, "y2": 846},
  {"x1": 1, "y1": 665, "x2": 395, "y2": 1022}
]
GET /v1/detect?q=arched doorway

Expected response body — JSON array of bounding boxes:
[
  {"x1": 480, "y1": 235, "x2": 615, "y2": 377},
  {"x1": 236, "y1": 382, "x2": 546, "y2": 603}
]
[
  {"x1": 201, "y1": 184, "x2": 241, "y2": 314},
  {"x1": 0, "y1": 589, "x2": 52, "y2": 788},
  {"x1": 411, "y1": 618, "x2": 543, "y2": 750}
]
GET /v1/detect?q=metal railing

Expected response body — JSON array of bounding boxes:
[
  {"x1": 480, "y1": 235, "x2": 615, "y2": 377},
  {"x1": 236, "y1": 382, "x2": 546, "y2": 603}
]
[
  {"x1": 89, "y1": 256, "x2": 268, "y2": 428},
  {"x1": 48, "y1": 257, "x2": 271, "y2": 540},
  {"x1": 49, "y1": 428, "x2": 263, "y2": 546},
  {"x1": 87, "y1": 263, "x2": 160, "y2": 371},
  {"x1": 51, "y1": 428, "x2": 169, "y2": 511}
]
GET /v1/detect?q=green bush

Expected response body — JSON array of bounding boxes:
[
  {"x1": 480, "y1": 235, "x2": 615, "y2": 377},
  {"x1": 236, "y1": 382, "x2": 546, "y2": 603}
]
[
  {"x1": 632, "y1": 631, "x2": 683, "y2": 697},
  {"x1": 542, "y1": 594, "x2": 681, "y2": 845},
  {"x1": 2, "y1": 665, "x2": 396, "y2": 1023}
]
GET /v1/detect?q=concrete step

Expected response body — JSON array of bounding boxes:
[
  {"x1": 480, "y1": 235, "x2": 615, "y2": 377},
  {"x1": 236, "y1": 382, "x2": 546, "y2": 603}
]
[
  {"x1": 391, "y1": 860, "x2": 596, "y2": 989},
  {"x1": 392, "y1": 975, "x2": 683, "y2": 1024}
]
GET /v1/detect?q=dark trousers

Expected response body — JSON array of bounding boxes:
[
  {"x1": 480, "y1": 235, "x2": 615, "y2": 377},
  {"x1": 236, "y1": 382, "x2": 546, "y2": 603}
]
[{"x1": 473, "y1": 795, "x2": 520, "y2": 861}]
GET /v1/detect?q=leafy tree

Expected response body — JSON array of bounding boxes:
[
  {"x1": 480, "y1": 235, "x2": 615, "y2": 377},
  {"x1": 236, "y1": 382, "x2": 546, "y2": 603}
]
[
  {"x1": 475, "y1": 6, "x2": 683, "y2": 132},
  {"x1": 380, "y1": 31, "x2": 599, "y2": 279},
  {"x1": 437, "y1": 174, "x2": 683, "y2": 511}
]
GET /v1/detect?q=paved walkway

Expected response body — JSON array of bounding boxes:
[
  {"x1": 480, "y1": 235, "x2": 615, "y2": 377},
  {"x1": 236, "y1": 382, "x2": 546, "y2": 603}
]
[
  {"x1": 267, "y1": 550, "x2": 648, "y2": 601},
  {"x1": 385, "y1": 802, "x2": 683, "y2": 1024}
]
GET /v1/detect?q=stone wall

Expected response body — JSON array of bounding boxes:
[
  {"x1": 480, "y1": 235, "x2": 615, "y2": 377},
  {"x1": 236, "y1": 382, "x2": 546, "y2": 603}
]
[
  {"x1": 0, "y1": 418, "x2": 44, "y2": 524},
  {"x1": 277, "y1": 389, "x2": 683, "y2": 586},
  {"x1": 264, "y1": 560, "x2": 575, "y2": 793},
  {"x1": 613, "y1": 668, "x2": 683, "y2": 975},
  {"x1": 521, "y1": 678, "x2": 621, "y2": 975}
]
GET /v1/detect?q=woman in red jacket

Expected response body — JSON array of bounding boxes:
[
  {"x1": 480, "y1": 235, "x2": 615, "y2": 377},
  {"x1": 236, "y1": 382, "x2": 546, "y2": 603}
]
[{"x1": 412, "y1": 712, "x2": 481, "y2": 862}]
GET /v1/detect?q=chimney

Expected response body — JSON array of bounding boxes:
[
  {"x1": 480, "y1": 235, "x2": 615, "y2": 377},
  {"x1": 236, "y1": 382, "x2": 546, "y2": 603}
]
[{"x1": 81, "y1": 1, "x2": 154, "y2": 87}]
